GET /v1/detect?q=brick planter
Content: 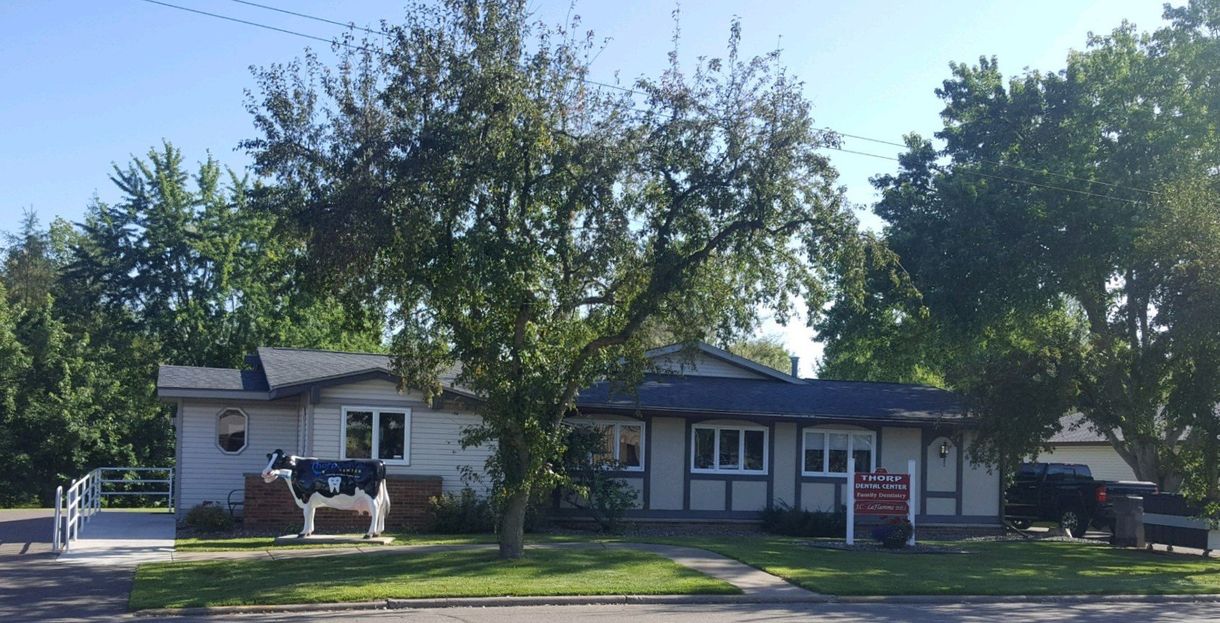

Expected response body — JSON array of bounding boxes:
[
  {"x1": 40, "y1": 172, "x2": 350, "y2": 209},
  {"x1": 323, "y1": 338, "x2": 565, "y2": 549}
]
[{"x1": 242, "y1": 473, "x2": 442, "y2": 532}]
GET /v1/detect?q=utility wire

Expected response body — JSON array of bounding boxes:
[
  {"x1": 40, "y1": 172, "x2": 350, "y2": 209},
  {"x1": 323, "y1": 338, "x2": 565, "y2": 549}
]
[
  {"x1": 826, "y1": 146, "x2": 1146, "y2": 205},
  {"x1": 829, "y1": 129, "x2": 1160, "y2": 197},
  {"x1": 230, "y1": 0, "x2": 385, "y2": 38},
  {"x1": 135, "y1": 0, "x2": 1158, "y2": 205},
  {"x1": 137, "y1": 0, "x2": 373, "y2": 52}
]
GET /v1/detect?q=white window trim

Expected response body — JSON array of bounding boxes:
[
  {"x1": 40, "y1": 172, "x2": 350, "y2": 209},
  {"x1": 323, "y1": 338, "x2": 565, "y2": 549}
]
[
  {"x1": 587, "y1": 420, "x2": 646, "y2": 471},
  {"x1": 801, "y1": 427, "x2": 876, "y2": 477},
  {"x1": 340, "y1": 406, "x2": 412, "y2": 465},
  {"x1": 215, "y1": 407, "x2": 249, "y2": 455},
  {"x1": 690, "y1": 424, "x2": 769, "y2": 474}
]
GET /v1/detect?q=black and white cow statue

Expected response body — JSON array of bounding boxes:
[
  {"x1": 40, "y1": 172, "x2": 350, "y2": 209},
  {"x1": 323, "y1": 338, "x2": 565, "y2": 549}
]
[{"x1": 260, "y1": 449, "x2": 390, "y2": 539}]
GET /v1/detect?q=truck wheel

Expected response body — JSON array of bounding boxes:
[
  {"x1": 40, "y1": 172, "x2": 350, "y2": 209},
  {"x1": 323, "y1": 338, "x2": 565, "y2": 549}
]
[{"x1": 1059, "y1": 508, "x2": 1088, "y2": 538}]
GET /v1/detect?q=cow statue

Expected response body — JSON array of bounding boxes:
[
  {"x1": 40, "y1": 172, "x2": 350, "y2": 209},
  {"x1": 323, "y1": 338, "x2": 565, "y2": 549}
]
[{"x1": 260, "y1": 449, "x2": 390, "y2": 539}]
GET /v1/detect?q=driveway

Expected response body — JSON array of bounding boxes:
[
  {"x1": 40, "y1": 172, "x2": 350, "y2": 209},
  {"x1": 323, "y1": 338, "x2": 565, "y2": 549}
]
[{"x1": 0, "y1": 510, "x2": 134, "y2": 623}]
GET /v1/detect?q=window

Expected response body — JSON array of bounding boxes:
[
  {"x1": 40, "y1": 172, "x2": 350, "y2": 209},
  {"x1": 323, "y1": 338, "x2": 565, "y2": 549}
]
[
  {"x1": 578, "y1": 420, "x2": 644, "y2": 471},
  {"x1": 802, "y1": 428, "x2": 875, "y2": 476},
  {"x1": 691, "y1": 425, "x2": 767, "y2": 474},
  {"x1": 342, "y1": 407, "x2": 411, "y2": 463},
  {"x1": 216, "y1": 408, "x2": 247, "y2": 454}
]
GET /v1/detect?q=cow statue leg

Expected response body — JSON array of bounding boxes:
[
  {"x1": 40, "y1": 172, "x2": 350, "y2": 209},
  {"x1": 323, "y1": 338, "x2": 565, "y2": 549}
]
[
  {"x1": 299, "y1": 500, "x2": 317, "y2": 538},
  {"x1": 364, "y1": 495, "x2": 381, "y2": 539}
]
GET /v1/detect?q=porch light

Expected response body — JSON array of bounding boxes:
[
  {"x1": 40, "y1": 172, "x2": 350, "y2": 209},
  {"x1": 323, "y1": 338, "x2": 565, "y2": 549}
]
[{"x1": 938, "y1": 440, "x2": 951, "y2": 460}]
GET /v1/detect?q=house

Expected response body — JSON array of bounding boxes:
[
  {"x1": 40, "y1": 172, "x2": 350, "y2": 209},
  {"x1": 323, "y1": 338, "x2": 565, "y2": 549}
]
[
  {"x1": 156, "y1": 342, "x2": 1002, "y2": 534},
  {"x1": 1036, "y1": 414, "x2": 1137, "y2": 481}
]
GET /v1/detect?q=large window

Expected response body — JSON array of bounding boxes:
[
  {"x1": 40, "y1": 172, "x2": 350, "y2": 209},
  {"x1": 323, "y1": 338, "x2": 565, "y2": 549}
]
[
  {"x1": 342, "y1": 407, "x2": 411, "y2": 464},
  {"x1": 216, "y1": 408, "x2": 247, "y2": 454},
  {"x1": 691, "y1": 425, "x2": 767, "y2": 474},
  {"x1": 580, "y1": 421, "x2": 644, "y2": 471},
  {"x1": 802, "y1": 428, "x2": 874, "y2": 476}
]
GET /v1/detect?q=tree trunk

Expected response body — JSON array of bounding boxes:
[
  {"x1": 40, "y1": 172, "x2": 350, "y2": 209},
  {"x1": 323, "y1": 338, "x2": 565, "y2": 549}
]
[{"x1": 498, "y1": 487, "x2": 530, "y2": 560}]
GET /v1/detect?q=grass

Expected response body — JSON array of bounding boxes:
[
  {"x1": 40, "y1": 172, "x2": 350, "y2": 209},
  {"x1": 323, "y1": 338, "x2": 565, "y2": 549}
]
[
  {"x1": 655, "y1": 536, "x2": 1220, "y2": 596},
  {"x1": 129, "y1": 546, "x2": 739, "y2": 610},
  {"x1": 175, "y1": 532, "x2": 601, "y2": 551}
]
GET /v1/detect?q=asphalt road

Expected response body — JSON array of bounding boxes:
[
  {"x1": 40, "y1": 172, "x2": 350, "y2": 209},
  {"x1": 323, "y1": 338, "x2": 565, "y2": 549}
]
[
  {"x1": 0, "y1": 509, "x2": 133, "y2": 623},
  {"x1": 168, "y1": 601, "x2": 1220, "y2": 622}
]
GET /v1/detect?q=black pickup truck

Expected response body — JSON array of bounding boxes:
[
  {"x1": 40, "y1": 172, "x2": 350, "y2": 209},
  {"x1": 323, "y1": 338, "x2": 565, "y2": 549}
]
[{"x1": 1005, "y1": 462, "x2": 1158, "y2": 537}]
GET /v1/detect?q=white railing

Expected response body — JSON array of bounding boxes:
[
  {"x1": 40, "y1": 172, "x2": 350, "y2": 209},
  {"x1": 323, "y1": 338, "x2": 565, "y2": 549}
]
[{"x1": 53, "y1": 466, "x2": 174, "y2": 552}]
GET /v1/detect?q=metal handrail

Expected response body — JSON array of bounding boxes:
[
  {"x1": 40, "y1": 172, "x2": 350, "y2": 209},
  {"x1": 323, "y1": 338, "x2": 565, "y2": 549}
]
[{"x1": 53, "y1": 466, "x2": 174, "y2": 552}]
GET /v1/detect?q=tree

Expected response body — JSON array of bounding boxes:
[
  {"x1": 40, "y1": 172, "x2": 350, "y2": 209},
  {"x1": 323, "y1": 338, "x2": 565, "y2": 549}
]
[
  {"x1": 820, "y1": 3, "x2": 1220, "y2": 487},
  {"x1": 1144, "y1": 179, "x2": 1220, "y2": 501},
  {"x1": 245, "y1": 0, "x2": 864, "y2": 558},
  {"x1": 728, "y1": 335, "x2": 796, "y2": 374}
]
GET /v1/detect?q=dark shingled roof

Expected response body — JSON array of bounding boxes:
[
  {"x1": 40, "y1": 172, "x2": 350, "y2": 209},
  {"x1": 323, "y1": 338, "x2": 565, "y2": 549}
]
[
  {"x1": 256, "y1": 347, "x2": 394, "y2": 390},
  {"x1": 157, "y1": 365, "x2": 268, "y2": 393},
  {"x1": 576, "y1": 374, "x2": 962, "y2": 422}
]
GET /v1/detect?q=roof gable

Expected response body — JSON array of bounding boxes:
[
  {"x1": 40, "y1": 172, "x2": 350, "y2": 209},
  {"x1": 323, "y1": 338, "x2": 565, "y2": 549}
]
[{"x1": 646, "y1": 342, "x2": 800, "y2": 384}]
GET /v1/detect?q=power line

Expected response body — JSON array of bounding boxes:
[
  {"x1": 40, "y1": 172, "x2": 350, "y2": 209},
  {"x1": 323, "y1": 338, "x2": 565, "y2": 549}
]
[
  {"x1": 825, "y1": 146, "x2": 1147, "y2": 205},
  {"x1": 135, "y1": 0, "x2": 1156, "y2": 206},
  {"x1": 136, "y1": 0, "x2": 373, "y2": 53},
  {"x1": 229, "y1": 0, "x2": 385, "y2": 38},
  {"x1": 828, "y1": 129, "x2": 1160, "y2": 197}
]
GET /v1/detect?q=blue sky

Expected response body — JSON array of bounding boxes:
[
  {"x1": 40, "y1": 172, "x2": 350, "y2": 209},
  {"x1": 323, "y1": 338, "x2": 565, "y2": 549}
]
[{"x1": 0, "y1": 0, "x2": 1173, "y2": 373}]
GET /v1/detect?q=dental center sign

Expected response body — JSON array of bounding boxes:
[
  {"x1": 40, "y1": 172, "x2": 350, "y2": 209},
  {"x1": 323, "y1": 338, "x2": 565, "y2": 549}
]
[{"x1": 853, "y1": 471, "x2": 910, "y2": 515}]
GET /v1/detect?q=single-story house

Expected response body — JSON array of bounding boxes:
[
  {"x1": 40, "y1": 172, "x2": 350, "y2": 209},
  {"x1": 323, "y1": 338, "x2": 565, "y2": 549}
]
[
  {"x1": 1036, "y1": 414, "x2": 1137, "y2": 481},
  {"x1": 157, "y1": 342, "x2": 1002, "y2": 533}
]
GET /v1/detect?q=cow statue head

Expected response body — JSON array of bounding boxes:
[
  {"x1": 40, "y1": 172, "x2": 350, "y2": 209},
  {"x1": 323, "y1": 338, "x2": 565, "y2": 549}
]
[{"x1": 261, "y1": 449, "x2": 295, "y2": 483}]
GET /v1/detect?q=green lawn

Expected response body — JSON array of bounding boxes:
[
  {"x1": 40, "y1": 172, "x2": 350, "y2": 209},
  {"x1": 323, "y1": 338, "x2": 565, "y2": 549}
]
[
  {"x1": 662, "y1": 536, "x2": 1220, "y2": 596},
  {"x1": 175, "y1": 532, "x2": 602, "y2": 551},
  {"x1": 175, "y1": 532, "x2": 499, "y2": 551},
  {"x1": 130, "y1": 546, "x2": 738, "y2": 609}
]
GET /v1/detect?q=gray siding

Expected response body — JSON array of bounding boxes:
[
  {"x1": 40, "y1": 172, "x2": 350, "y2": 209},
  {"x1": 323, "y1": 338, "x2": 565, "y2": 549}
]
[
  {"x1": 177, "y1": 398, "x2": 300, "y2": 515},
  {"x1": 650, "y1": 352, "x2": 771, "y2": 379},
  {"x1": 1038, "y1": 444, "x2": 1136, "y2": 481},
  {"x1": 648, "y1": 417, "x2": 686, "y2": 510},
  {"x1": 961, "y1": 431, "x2": 1001, "y2": 516},
  {"x1": 312, "y1": 379, "x2": 491, "y2": 494},
  {"x1": 772, "y1": 422, "x2": 797, "y2": 506}
]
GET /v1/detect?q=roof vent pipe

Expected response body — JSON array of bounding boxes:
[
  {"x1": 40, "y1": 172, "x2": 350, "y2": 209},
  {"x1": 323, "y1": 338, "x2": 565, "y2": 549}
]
[{"x1": 789, "y1": 356, "x2": 800, "y2": 378}]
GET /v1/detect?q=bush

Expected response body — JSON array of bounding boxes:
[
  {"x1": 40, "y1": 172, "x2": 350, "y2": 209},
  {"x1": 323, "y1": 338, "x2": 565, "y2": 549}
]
[
  {"x1": 425, "y1": 488, "x2": 496, "y2": 533},
  {"x1": 761, "y1": 502, "x2": 846, "y2": 537},
  {"x1": 870, "y1": 517, "x2": 912, "y2": 549},
  {"x1": 183, "y1": 502, "x2": 234, "y2": 532}
]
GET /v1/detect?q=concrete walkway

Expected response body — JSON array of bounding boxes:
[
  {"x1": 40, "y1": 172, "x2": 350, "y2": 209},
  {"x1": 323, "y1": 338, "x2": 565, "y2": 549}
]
[
  {"x1": 169, "y1": 541, "x2": 818, "y2": 599},
  {"x1": 57, "y1": 511, "x2": 175, "y2": 567}
]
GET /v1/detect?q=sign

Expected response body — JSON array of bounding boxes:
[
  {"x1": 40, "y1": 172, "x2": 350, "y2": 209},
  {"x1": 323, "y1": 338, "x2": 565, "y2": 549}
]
[{"x1": 853, "y1": 471, "x2": 910, "y2": 516}]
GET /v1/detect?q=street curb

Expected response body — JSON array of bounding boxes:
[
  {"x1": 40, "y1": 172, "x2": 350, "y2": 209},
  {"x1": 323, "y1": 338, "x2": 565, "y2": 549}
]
[
  {"x1": 832, "y1": 594, "x2": 1220, "y2": 604},
  {"x1": 132, "y1": 592, "x2": 1220, "y2": 617}
]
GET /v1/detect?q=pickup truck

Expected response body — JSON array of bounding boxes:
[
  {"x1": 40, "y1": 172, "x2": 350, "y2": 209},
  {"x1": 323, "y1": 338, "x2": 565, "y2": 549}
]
[{"x1": 1004, "y1": 462, "x2": 1158, "y2": 537}]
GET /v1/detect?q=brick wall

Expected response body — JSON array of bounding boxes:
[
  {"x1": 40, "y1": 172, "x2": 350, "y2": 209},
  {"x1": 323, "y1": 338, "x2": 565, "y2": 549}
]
[{"x1": 242, "y1": 473, "x2": 442, "y2": 532}]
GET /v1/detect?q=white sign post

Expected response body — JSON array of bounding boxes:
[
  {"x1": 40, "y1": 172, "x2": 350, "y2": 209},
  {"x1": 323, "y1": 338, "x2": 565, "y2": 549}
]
[
  {"x1": 908, "y1": 458, "x2": 918, "y2": 546},
  {"x1": 846, "y1": 457, "x2": 855, "y2": 545}
]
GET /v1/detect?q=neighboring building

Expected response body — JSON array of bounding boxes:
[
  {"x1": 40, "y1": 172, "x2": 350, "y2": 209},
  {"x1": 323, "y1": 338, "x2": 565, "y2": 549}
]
[
  {"x1": 157, "y1": 342, "x2": 1001, "y2": 533},
  {"x1": 1037, "y1": 414, "x2": 1137, "y2": 482}
]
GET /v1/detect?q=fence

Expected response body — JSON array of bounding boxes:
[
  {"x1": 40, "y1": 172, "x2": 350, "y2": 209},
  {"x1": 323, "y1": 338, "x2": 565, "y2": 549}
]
[{"x1": 52, "y1": 466, "x2": 174, "y2": 552}]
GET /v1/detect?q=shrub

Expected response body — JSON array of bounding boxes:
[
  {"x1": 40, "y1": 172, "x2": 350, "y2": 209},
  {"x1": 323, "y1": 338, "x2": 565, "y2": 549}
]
[
  {"x1": 870, "y1": 517, "x2": 912, "y2": 549},
  {"x1": 761, "y1": 502, "x2": 846, "y2": 537},
  {"x1": 183, "y1": 502, "x2": 234, "y2": 532},
  {"x1": 559, "y1": 425, "x2": 639, "y2": 532},
  {"x1": 425, "y1": 488, "x2": 496, "y2": 533}
]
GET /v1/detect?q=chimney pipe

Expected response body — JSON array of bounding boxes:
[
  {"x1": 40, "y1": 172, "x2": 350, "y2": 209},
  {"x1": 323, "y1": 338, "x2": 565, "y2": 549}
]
[{"x1": 789, "y1": 356, "x2": 800, "y2": 378}]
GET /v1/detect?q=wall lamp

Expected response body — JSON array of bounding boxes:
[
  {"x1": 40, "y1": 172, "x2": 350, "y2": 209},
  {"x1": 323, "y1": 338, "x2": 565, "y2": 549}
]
[{"x1": 938, "y1": 440, "x2": 952, "y2": 460}]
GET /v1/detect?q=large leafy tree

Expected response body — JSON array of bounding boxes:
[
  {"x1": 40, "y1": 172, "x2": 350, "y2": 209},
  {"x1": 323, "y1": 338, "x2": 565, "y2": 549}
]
[
  {"x1": 246, "y1": 0, "x2": 863, "y2": 558},
  {"x1": 821, "y1": 2, "x2": 1220, "y2": 487}
]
